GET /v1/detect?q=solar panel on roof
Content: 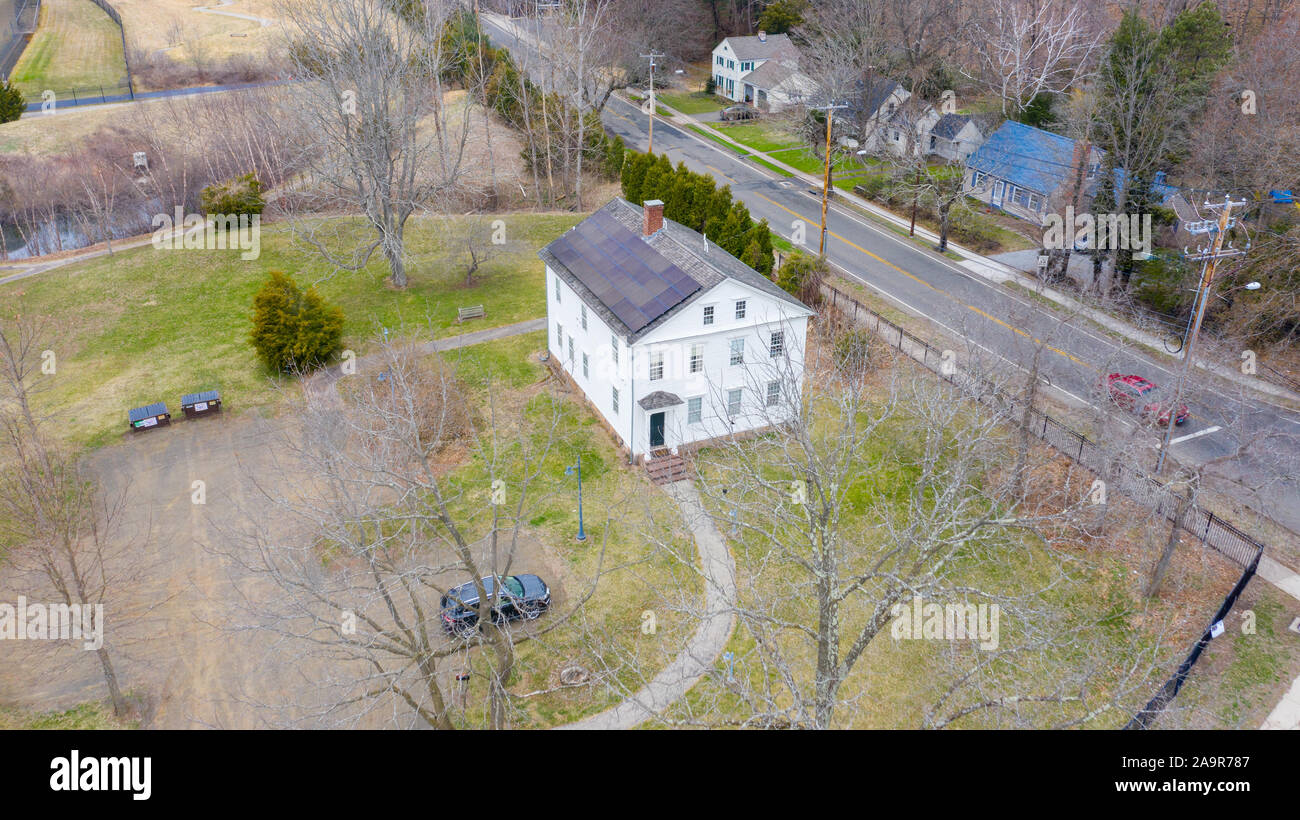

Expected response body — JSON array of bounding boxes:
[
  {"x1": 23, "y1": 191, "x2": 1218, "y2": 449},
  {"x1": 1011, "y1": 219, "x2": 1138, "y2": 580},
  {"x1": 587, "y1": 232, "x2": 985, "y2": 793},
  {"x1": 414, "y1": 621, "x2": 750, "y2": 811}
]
[{"x1": 548, "y1": 210, "x2": 700, "y2": 333}]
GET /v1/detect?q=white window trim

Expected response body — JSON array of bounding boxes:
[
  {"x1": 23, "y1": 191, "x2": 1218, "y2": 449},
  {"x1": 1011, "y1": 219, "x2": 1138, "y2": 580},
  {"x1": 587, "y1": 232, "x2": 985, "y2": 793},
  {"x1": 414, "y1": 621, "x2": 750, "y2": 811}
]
[
  {"x1": 727, "y1": 388, "x2": 743, "y2": 417},
  {"x1": 729, "y1": 338, "x2": 745, "y2": 366}
]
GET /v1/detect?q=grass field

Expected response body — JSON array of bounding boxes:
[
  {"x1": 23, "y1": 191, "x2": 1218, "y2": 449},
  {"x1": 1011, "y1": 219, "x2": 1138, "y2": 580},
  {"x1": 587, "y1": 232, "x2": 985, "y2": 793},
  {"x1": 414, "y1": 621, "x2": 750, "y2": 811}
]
[
  {"x1": 668, "y1": 338, "x2": 1242, "y2": 728},
  {"x1": 428, "y1": 335, "x2": 703, "y2": 727},
  {"x1": 0, "y1": 212, "x2": 583, "y2": 447},
  {"x1": 658, "y1": 90, "x2": 729, "y2": 115},
  {"x1": 114, "y1": 0, "x2": 282, "y2": 62},
  {"x1": 9, "y1": 0, "x2": 129, "y2": 98}
]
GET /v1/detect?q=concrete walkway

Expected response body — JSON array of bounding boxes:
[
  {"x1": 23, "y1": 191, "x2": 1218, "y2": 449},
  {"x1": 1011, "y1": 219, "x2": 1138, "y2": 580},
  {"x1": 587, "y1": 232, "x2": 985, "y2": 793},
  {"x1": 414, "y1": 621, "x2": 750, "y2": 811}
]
[
  {"x1": 195, "y1": 0, "x2": 275, "y2": 26},
  {"x1": 1258, "y1": 556, "x2": 1300, "y2": 729},
  {"x1": 562, "y1": 479, "x2": 737, "y2": 730}
]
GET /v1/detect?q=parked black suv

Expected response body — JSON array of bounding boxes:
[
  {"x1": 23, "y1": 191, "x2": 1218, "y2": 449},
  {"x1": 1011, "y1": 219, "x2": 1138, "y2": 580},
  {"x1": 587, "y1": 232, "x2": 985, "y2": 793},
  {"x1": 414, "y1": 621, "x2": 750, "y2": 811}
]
[{"x1": 440, "y1": 574, "x2": 551, "y2": 634}]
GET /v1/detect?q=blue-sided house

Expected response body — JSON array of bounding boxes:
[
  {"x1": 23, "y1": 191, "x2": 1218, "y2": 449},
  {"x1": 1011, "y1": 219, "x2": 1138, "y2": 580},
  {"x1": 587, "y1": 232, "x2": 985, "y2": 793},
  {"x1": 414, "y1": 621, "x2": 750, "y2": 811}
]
[{"x1": 964, "y1": 121, "x2": 1102, "y2": 225}]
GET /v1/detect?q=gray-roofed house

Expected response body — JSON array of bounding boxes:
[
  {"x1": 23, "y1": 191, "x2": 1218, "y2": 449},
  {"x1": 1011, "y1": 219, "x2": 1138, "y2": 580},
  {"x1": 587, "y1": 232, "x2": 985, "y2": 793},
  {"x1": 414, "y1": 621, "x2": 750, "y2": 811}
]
[
  {"x1": 881, "y1": 96, "x2": 942, "y2": 158},
  {"x1": 926, "y1": 113, "x2": 984, "y2": 162},
  {"x1": 848, "y1": 77, "x2": 913, "y2": 151},
  {"x1": 711, "y1": 31, "x2": 809, "y2": 111},
  {"x1": 541, "y1": 198, "x2": 815, "y2": 462}
]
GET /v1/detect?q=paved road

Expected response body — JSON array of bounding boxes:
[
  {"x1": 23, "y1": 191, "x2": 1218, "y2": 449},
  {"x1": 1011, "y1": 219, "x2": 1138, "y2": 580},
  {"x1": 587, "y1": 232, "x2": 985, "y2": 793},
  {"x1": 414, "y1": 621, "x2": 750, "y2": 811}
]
[{"x1": 481, "y1": 14, "x2": 1300, "y2": 538}]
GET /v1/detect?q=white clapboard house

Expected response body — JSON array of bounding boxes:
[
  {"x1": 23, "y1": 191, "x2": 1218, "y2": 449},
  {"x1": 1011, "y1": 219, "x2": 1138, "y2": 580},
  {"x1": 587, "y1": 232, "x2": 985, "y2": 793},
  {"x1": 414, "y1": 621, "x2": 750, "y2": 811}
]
[{"x1": 540, "y1": 198, "x2": 815, "y2": 463}]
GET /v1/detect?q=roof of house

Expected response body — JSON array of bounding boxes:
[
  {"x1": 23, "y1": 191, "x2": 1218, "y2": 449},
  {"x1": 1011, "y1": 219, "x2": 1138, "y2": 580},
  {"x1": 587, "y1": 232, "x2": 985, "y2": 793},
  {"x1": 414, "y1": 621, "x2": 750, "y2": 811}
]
[
  {"x1": 638, "y1": 391, "x2": 684, "y2": 410},
  {"x1": 721, "y1": 32, "x2": 799, "y2": 63},
  {"x1": 742, "y1": 57, "x2": 798, "y2": 90},
  {"x1": 886, "y1": 96, "x2": 937, "y2": 129},
  {"x1": 849, "y1": 77, "x2": 906, "y2": 122},
  {"x1": 966, "y1": 120, "x2": 1080, "y2": 196},
  {"x1": 539, "y1": 199, "x2": 812, "y2": 344},
  {"x1": 930, "y1": 113, "x2": 973, "y2": 141}
]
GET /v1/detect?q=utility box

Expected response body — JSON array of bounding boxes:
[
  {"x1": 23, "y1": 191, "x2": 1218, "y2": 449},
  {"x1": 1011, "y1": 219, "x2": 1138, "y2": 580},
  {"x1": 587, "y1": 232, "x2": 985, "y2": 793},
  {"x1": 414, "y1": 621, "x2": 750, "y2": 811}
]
[
  {"x1": 128, "y1": 402, "x2": 171, "y2": 431},
  {"x1": 180, "y1": 390, "x2": 222, "y2": 419}
]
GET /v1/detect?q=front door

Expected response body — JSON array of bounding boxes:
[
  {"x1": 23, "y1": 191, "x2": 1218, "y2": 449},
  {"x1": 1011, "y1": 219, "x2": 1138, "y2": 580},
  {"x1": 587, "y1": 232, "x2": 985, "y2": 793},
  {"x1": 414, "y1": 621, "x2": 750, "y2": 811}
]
[
  {"x1": 992, "y1": 180, "x2": 1005, "y2": 207},
  {"x1": 650, "y1": 412, "x2": 666, "y2": 448}
]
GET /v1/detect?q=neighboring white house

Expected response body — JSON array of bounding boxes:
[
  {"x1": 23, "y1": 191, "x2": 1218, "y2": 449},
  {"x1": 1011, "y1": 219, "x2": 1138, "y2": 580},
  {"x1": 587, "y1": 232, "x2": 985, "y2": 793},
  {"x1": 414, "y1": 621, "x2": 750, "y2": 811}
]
[
  {"x1": 926, "y1": 113, "x2": 984, "y2": 163},
  {"x1": 881, "y1": 97, "x2": 942, "y2": 158},
  {"x1": 710, "y1": 31, "x2": 808, "y2": 112},
  {"x1": 853, "y1": 77, "x2": 912, "y2": 152},
  {"x1": 540, "y1": 198, "x2": 815, "y2": 463}
]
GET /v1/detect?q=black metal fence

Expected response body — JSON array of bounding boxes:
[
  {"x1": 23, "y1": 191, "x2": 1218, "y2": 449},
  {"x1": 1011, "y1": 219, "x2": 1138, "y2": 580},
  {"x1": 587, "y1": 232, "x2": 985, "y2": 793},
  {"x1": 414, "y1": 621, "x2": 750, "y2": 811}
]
[
  {"x1": 1124, "y1": 549, "x2": 1260, "y2": 729},
  {"x1": 823, "y1": 284, "x2": 1265, "y2": 570},
  {"x1": 20, "y1": 80, "x2": 133, "y2": 111},
  {"x1": 822, "y1": 283, "x2": 1267, "y2": 726},
  {"x1": 0, "y1": 0, "x2": 38, "y2": 80}
]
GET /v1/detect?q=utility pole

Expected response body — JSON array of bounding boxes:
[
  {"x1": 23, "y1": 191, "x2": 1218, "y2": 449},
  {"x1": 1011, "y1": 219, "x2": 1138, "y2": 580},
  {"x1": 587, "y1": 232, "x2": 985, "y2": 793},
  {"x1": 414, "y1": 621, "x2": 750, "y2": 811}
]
[
  {"x1": 641, "y1": 52, "x2": 664, "y2": 155},
  {"x1": 1154, "y1": 195, "x2": 1248, "y2": 475},
  {"x1": 808, "y1": 102, "x2": 847, "y2": 256}
]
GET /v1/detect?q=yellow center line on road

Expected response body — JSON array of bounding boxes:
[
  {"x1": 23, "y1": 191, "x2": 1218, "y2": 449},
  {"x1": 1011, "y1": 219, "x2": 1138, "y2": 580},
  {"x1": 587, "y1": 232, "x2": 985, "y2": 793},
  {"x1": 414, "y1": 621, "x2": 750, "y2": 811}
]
[
  {"x1": 749, "y1": 190, "x2": 1096, "y2": 372},
  {"x1": 705, "y1": 165, "x2": 735, "y2": 183}
]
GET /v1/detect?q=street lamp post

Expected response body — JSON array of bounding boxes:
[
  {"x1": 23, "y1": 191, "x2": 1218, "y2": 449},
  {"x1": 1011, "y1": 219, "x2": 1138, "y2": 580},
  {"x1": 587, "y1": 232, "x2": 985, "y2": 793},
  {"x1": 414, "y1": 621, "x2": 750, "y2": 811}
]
[
  {"x1": 565, "y1": 456, "x2": 587, "y2": 542},
  {"x1": 1154, "y1": 196, "x2": 1249, "y2": 475}
]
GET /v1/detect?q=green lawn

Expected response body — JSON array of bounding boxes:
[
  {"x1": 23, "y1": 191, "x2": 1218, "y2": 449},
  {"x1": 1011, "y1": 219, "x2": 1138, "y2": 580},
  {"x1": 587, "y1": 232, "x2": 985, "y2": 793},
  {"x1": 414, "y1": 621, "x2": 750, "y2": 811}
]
[
  {"x1": 425, "y1": 333, "x2": 705, "y2": 727},
  {"x1": 0, "y1": 700, "x2": 135, "y2": 729},
  {"x1": 664, "y1": 348, "x2": 1238, "y2": 729},
  {"x1": 1, "y1": 212, "x2": 582, "y2": 447},
  {"x1": 657, "y1": 91, "x2": 729, "y2": 115},
  {"x1": 713, "y1": 121, "x2": 800, "y2": 154},
  {"x1": 9, "y1": 0, "x2": 128, "y2": 99}
]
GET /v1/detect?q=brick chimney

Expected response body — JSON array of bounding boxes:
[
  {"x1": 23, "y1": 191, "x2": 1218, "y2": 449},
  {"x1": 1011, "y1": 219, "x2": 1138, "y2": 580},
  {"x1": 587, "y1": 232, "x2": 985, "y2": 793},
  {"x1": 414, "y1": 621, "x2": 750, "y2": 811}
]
[{"x1": 643, "y1": 200, "x2": 664, "y2": 236}]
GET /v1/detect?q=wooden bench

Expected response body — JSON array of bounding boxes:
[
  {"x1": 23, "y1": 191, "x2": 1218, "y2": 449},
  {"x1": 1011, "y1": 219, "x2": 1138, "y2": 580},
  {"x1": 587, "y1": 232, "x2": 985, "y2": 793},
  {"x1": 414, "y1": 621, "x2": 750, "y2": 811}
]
[{"x1": 457, "y1": 305, "x2": 486, "y2": 323}]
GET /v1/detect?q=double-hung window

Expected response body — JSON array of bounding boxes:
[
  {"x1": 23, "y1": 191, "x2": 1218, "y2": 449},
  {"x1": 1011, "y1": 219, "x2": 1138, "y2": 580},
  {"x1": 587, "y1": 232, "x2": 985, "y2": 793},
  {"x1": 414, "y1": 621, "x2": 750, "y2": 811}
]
[
  {"x1": 687, "y1": 397, "x2": 702, "y2": 424},
  {"x1": 727, "y1": 388, "x2": 743, "y2": 417},
  {"x1": 729, "y1": 338, "x2": 744, "y2": 366},
  {"x1": 766, "y1": 381, "x2": 780, "y2": 406},
  {"x1": 735, "y1": 300, "x2": 747, "y2": 320},
  {"x1": 769, "y1": 331, "x2": 784, "y2": 358},
  {"x1": 649, "y1": 351, "x2": 664, "y2": 381},
  {"x1": 689, "y1": 344, "x2": 704, "y2": 374}
]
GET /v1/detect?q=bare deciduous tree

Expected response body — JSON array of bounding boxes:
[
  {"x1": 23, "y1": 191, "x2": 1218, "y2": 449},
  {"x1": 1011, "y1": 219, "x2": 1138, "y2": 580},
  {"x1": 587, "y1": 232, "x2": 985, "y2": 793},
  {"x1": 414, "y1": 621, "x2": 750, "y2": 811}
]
[{"x1": 278, "y1": 0, "x2": 474, "y2": 288}]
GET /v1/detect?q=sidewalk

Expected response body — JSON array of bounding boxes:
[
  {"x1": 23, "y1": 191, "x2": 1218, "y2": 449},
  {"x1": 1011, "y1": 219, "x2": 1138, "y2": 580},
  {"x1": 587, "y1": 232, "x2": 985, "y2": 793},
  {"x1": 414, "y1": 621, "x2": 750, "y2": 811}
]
[
  {"x1": 1258, "y1": 556, "x2": 1300, "y2": 730},
  {"x1": 643, "y1": 94, "x2": 1300, "y2": 406}
]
